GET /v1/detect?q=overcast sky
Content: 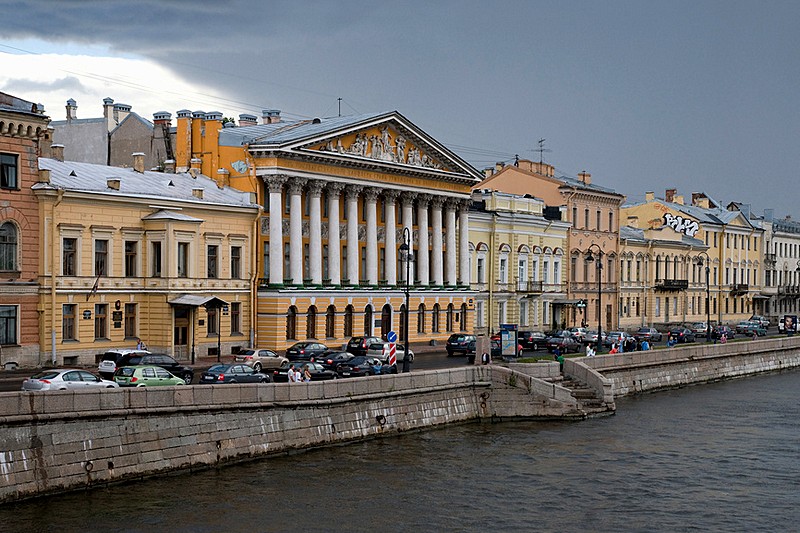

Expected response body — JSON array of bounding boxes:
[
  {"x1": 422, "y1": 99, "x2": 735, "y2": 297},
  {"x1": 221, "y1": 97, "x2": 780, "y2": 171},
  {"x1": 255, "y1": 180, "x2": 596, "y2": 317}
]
[{"x1": 2, "y1": 0, "x2": 799, "y2": 219}]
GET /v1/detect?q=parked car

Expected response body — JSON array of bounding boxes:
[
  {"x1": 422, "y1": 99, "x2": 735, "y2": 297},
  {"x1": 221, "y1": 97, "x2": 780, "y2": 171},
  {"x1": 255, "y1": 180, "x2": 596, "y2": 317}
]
[
  {"x1": 545, "y1": 333, "x2": 582, "y2": 354},
  {"x1": 668, "y1": 327, "x2": 696, "y2": 343},
  {"x1": 605, "y1": 331, "x2": 633, "y2": 347},
  {"x1": 22, "y1": 369, "x2": 118, "y2": 391},
  {"x1": 735, "y1": 321, "x2": 766, "y2": 337},
  {"x1": 567, "y1": 327, "x2": 589, "y2": 342},
  {"x1": 749, "y1": 315, "x2": 770, "y2": 328},
  {"x1": 98, "y1": 348, "x2": 150, "y2": 379},
  {"x1": 113, "y1": 353, "x2": 194, "y2": 384},
  {"x1": 114, "y1": 365, "x2": 186, "y2": 387},
  {"x1": 335, "y1": 356, "x2": 391, "y2": 378},
  {"x1": 446, "y1": 334, "x2": 476, "y2": 356},
  {"x1": 199, "y1": 364, "x2": 272, "y2": 384},
  {"x1": 518, "y1": 331, "x2": 547, "y2": 351},
  {"x1": 634, "y1": 327, "x2": 663, "y2": 342},
  {"x1": 586, "y1": 330, "x2": 609, "y2": 346},
  {"x1": 712, "y1": 325, "x2": 736, "y2": 340},
  {"x1": 367, "y1": 342, "x2": 415, "y2": 363},
  {"x1": 232, "y1": 349, "x2": 287, "y2": 372},
  {"x1": 286, "y1": 342, "x2": 329, "y2": 361},
  {"x1": 273, "y1": 361, "x2": 338, "y2": 382},
  {"x1": 345, "y1": 336, "x2": 384, "y2": 357},
  {"x1": 317, "y1": 350, "x2": 355, "y2": 370},
  {"x1": 691, "y1": 322, "x2": 709, "y2": 336}
]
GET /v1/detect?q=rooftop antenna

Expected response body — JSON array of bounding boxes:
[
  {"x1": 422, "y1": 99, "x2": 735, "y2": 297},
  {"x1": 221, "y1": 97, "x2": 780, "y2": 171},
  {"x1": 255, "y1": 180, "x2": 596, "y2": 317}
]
[
  {"x1": 534, "y1": 138, "x2": 551, "y2": 164},
  {"x1": 337, "y1": 97, "x2": 342, "y2": 117}
]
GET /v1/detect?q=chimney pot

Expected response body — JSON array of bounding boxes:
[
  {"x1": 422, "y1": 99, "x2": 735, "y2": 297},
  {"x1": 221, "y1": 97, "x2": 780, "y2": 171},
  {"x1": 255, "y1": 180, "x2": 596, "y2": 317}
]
[
  {"x1": 38, "y1": 169, "x2": 50, "y2": 183},
  {"x1": 665, "y1": 188, "x2": 676, "y2": 203},
  {"x1": 192, "y1": 188, "x2": 204, "y2": 199},
  {"x1": 132, "y1": 152, "x2": 145, "y2": 173},
  {"x1": 262, "y1": 109, "x2": 281, "y2": 124},
  {"x1": 645, "y1": 191, "x2": 655, "y2": 202},
  {"x1": 164, "y1": 159, "x2": 176, "y2": 174},
  {"x1": 51, "y1": 144, "x2": 65, "y2": 162},
  {"x1": 107, "y1": 178, "x2": 121, "y2": 190},
  {"x1": 579, "y1": 171, "x2": 592, "y2": 185}
]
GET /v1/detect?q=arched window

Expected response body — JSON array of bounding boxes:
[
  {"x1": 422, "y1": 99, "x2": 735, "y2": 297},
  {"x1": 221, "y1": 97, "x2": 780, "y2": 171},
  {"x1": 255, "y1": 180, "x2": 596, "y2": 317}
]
[
  {"x1": 432, "y1": 303, "x2": 440, "y2": 333},
  {"x1": 381, "y1": 304, "x2": 392, "y2": 339},
  {"x1": 325, "y1": 305, "x2": 336, "y2": 338},
  {"x1": 306, "y1": 306, "x2": 317, "y2": 339},
  {"x1": 0, "y1": 222, "x2": 17, "y2": 271},
  {"x1": 446, "y1": 304, "x2": 454, "y2": 332},
  {"x1": 363, "y1": 305, "x2": 373, "y2": 336},
  {"x1": 344, "y1": 305, "x2": 354, "y2": 337},
  {"x1": 286, "y1": 306, "x2": 297, "y2": 341},
  {"x1": 417, "y1": 304, "x2": 426, "y2": 334},
  {"x1": 460, "y1": 303, "x2": 468, "y2": 331}
]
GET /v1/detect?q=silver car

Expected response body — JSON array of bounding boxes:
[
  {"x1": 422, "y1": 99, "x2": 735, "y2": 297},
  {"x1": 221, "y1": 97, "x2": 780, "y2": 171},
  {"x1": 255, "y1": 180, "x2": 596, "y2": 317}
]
[
  {"x1": 22, "y1": 369, "x2": 119, "y2": 391},
  {"x1": 367, "y1": 342, "x2": 415, "y2": 363}
]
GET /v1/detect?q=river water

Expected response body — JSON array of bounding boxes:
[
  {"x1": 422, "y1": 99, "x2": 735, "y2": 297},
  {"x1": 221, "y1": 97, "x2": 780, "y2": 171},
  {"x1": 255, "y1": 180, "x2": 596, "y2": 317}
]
[{"x1": 2, "y1": 370, "x2": 799, "y2": 532}]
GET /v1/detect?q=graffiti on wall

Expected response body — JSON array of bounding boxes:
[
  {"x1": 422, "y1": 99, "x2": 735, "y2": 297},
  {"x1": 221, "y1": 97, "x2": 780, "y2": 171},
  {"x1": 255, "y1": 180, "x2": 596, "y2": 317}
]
[{"x1": 663, "y1": 213, "x2": 699, "y2": 237}]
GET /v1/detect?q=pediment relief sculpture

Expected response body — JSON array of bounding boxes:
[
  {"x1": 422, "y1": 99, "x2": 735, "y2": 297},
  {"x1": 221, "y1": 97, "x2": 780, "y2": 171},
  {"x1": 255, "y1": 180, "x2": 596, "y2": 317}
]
[{"x1": 316, "y1": 125, "x2": 446, "y2": 170}]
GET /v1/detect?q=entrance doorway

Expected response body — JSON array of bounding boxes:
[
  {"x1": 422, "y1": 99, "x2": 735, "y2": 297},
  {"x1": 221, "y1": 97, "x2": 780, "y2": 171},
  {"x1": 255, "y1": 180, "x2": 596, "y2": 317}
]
[{"x1": 174, "y1": 307, "x2": 189, "y2": 360}]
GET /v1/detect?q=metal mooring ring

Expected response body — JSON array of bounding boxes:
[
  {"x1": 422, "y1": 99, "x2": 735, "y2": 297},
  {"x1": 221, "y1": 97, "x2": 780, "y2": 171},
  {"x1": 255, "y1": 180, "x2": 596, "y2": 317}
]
[
  {"x1": 375, "y1": 414, "x2": 387, "y2": 426},
  {"x1": 84, "y1": 461, "x2": 94, "y2": 472}
]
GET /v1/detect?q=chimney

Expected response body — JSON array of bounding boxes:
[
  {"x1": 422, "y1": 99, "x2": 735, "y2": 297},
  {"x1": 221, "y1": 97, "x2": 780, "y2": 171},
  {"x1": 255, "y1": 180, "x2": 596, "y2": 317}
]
[
  {"x1": 262, "y1": 109, "x2": 281, "y2": 124},
  {"x1": 627, "y1": 215, "x2": 639, "y2": 228},
  {"x1": 192, "y1": 188, "x2": 204, "y2": 199},
  {"x1": 239, "y1": 113, "x2": 257, "y2": 127},
  {"x1": 39, "y1": 125, "x2": 54, "y2": 158},
  {"x1": 153, "y1": 111, "x2": 172, "y2": 126},
  {"x1": 189, "y1": 158, "x2": 202, "y2": 178},
  {"x1": 113, "y1": 103, "x2": 132, "y2": 126},
  {"x1": 65, "y1": 99, "x2": 77, "y2": 121},
  {"x1": 51, "y1": 144, "x2": 65, "y2": 162},
  {"x1": 579, "y1": 171, "x2": 592, "y2": 185},
  {"x1": 645, "y1": 191, "x2": 654, "y2": 202},
  {"x1": 691, "y1": 192, "x2": 703, "y2": 206},
  {"x1": 132, "y1": 152, "x2": 145, "y2": 173},
  {"x1": 216, "y1": 168, "x2": 230, "y2": 189},
  {"x1": 107, "y1": 178, "x2": 121, "y2": 190},
  {"x1": 495, "y1": 161, "x2": 505, "y2": 172},
  {"x1": 38, "y1": 169, "x2": 50, "y2": 183},
  {"x1": 103, "y1": 97, "x2": 114, "y2": 131},
  {"x1": 164, "y1": 159, "x2": 176, "y2": 174},
  {"x1": 674, "y1": 195, "x2": 684, "y2": 205},
  {"x1": 483, "y1": 167, "x2": 493, "y2": 179},
  {"x1": 665, "y1": 188, "x2": 676, "y2": 203}
]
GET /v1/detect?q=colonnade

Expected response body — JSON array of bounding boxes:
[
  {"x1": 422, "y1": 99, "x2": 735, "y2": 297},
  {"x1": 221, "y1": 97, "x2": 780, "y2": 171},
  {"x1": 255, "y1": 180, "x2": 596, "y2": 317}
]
[{"x1": 264, "y1": 176, "x2": 470, "y2": 287}]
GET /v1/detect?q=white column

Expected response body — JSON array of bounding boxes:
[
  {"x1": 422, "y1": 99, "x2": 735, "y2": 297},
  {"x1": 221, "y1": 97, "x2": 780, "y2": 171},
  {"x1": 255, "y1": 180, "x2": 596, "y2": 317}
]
[
  {"x1": 364, "y1": 188, "x2": 379, "y2": 285},
  {"x1": 327, "y1": 183, "x2": 344, "y2": 286},
  {"x1": 384, "y1": 190, "x2": 399, "y2": 286},
  {"x1": 308, "y1": 180, "x2": 323, "y2": 286},
  {"x1": 401, "y1": 193, "x2": 416, "y2": 283},
  {"x1": 417, "y1": 195, "x2": 430, "y2": 286},
  {"x1": 288, "y1": 178, "x2": 306, "y2": 285},
  {"x1": 445, "y1": 200, "x2": 457, "y2": 286},
  {"x1": 346, "y1": 186, "x2": 362, "y2": 285},
  {"x1": 267, "y1": 176, "x2": 287, "y2": 285},
  {"x1": 459, "y1": 201, "x2": 470, "y2": 286},
  {"x1": 431, "y1": 196, "x2": 444, "y2": 286}
]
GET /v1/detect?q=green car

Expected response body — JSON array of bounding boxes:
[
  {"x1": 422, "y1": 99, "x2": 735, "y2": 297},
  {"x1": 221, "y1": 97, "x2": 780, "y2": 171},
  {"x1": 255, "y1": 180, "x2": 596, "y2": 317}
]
[
  {"x1": 114, "y1": 365, "x2": 186, "y2": 387},
  {"x1": 735, "y1": 321, "x2": 766, "y2": 337}
]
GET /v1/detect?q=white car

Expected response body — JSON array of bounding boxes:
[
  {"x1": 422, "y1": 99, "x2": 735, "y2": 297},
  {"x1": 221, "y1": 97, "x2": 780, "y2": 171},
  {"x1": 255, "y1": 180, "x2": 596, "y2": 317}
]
[
  {"x1": 98, "y1": 348, "x2": 150, "y2": 379},
  {"x1": 22, "y1": 369, "x2": 119, "y2": 391},
  {"x1": 367, "y1": 342, "x2": 415, "y2": 363}
]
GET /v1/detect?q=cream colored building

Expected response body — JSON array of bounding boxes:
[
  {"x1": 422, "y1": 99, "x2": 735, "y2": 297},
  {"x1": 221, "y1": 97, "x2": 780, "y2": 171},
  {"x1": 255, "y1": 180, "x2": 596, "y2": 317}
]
[
  {"x1": 34, "y1": 154, "x2": 260, "y2": 366},
  {"x1": 468, "y1": 190, "x2": 570, "y2": 334}
]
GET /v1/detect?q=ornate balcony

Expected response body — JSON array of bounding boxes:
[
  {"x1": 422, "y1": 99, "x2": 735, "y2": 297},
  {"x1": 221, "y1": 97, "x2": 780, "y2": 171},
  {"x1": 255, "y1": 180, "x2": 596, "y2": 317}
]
[{"x1": 655, "y1": 278, "x2": 689, "y2": 291}]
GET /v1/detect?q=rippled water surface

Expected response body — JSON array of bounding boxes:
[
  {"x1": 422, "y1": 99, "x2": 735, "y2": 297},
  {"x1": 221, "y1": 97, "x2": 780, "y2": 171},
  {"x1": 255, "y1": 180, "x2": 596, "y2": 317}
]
[{"x1": 2, "y1": 370, "x2": 799, "y2": 532}]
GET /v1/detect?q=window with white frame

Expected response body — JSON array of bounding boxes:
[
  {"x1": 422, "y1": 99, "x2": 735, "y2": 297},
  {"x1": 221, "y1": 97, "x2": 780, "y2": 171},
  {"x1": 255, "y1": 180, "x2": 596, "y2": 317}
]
[
  {"x1": 499, "y1": 256, "x2": 508, "y2": 283},
  {"x1": 519, "y1": 299, "x2": 529, "y2": 326},
  {"x1": 0, "y1": 222, "x2": 17, "y2": 272},
  {"x1": 543, "y1": 259, "x2": 550, "y2": 283},
  {"x1": 498, "y1": 300, "x2": 507, "y2": 324},
  {"x1": 655, "y1": 297, "x2": 661, "y2": 316},
  {"x1": 476, "y1": 300, "x2": 484, "y2": 328},
  {"x1": 477, "y1": 256, "x2": 485, "y2": 283},
  {"x1": 0, "y1": 305, "x2": 17, "y2": 345},
  {"x1": 518, "y1": 255, "x2": 528, "y2": 290}
]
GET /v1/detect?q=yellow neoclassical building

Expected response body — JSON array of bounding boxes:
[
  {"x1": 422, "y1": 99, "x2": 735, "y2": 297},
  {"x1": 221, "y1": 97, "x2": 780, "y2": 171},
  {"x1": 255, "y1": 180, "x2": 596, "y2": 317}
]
[
  {"x1": 34, "y1": 153, "x2": 260, "y2": 366},
  {"x1": 173, "y1": 110, "x2": 481, "y2": 350},
  {"x1": 622, "y1": 189, "x2": 764, "y2": 328},
  {"x1": 468, "y1": 190, "x2": 570, "y2": 334}
]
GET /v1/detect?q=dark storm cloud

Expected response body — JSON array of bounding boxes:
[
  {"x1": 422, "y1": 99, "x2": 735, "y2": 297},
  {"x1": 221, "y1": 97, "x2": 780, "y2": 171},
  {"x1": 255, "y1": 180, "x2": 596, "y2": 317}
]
[{"x1": 4, "y1": 75, "x2": 87, "y2": 93}]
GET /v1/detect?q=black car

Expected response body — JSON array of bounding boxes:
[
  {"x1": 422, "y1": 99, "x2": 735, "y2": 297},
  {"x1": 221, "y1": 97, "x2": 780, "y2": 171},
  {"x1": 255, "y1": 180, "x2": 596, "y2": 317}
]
[
  {"x1": 518, "y1": 331, "x2": 547, "y2": 351},
  {"x1": 335, "y1": 356, "x2": 393, "y2": 378},
  {"x1": 200, "y1": 364, "x2": 272, "y2": 384},
  {"x1": 317, "y1": 350, "x2": 354, "y2": 370},
  {"x1": 114, "y1": 353, "x2": 194, "y2": 384},
  {"x1": 446, "y1": 334, "x2": 476, "y2": 356},
  {"x1": 712, "y1": 325, "x2": 736, "y2": 340},
  {"x1": 668, "y1": 328, "x2": 696, "y2": 343},
  {"x1": 346, "y1": 336, "x2": 384, "y2": 357},
  {"x1": 545, "y1": 333, "x2": 582, "y2": 354},
  {"x1": 286, "y1": 342, "x2": 329, "y2": 361},
  {"x1": 273, "y1": 361, "x2": 337, "y2": 382}
]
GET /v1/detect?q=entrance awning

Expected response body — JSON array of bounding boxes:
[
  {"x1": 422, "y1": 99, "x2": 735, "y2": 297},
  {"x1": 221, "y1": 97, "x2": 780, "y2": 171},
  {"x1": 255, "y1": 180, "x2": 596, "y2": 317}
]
[
  {"x1": 168, "y1": 294, "x2": 230, "y2": 308},
  {"x1": 751, "y1": 294, "x2": 771, "y2": 300},
  {"x1": 548, "y1": 298, "x2": 583, "y2": 305}
]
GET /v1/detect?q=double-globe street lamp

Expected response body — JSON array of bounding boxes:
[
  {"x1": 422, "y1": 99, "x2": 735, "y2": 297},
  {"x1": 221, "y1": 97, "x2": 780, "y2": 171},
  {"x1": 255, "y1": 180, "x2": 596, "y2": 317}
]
[
  {"x1": 585, "y1": 243, "x2": 604, "y2": 354},
  {"x1": 399, "y1": 227, "x2": 414, "y2": 373},
  {"x1": 693, "y1": 251, "x2": 712, "y2": 342}
]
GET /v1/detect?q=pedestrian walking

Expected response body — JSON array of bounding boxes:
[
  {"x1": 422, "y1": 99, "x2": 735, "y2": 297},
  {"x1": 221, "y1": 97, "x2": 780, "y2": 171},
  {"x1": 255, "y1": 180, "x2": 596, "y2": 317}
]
[
  {"x1": 303, "y1": 365, "x2": 312, "y2": 382},
  {"x1": 641, "y1": 339, "x2": 650, "y2": 351},
  {"x1": 288, "y1": 364, "x2": 297, "y2": 383}
]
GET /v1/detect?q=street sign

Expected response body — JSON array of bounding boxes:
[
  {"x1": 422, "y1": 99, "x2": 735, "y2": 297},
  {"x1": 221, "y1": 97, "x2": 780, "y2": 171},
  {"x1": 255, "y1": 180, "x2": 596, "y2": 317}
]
[{"x1": 387, "y1": 330, "x2": 398, "y2": 343}]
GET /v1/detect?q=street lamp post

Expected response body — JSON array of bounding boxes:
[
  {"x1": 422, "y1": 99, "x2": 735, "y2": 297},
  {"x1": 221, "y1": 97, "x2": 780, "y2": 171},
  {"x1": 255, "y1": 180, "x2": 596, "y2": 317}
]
[
  {"x1": 585, "y1": 244, "x2": 603, "y2": 354},
  {"x1": 695, "y1": 252, "x2": 711, "y2": 342},
  {"x1": 399, "y1": 227, "x2": 414, "y2": 373}
]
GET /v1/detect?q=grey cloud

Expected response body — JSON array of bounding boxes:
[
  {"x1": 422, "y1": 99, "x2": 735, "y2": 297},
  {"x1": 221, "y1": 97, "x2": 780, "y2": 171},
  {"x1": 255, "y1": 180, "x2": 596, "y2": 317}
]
[{"x1": 4, "y1": 75, "x2": 87, "y2": 94}]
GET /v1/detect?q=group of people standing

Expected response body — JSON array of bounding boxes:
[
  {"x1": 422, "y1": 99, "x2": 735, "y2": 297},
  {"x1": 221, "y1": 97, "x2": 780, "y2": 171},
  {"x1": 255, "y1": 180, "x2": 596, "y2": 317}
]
[
  {"x1": 586, "y1": 336, "x2": 648, "y2": 357},
  {"x1": 287, "y1": 364, "x2": 312, "y2": 383}
]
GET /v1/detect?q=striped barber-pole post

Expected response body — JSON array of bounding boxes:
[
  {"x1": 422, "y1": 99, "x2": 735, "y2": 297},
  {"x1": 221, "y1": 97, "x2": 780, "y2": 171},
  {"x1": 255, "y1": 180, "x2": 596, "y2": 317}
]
[{"x1": 388, "y1": 342, "x2": 397, "y2": 367}]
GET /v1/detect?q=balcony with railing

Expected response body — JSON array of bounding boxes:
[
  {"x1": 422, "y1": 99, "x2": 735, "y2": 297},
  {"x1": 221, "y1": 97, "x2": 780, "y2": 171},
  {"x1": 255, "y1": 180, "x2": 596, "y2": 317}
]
[
  {"x1": 568, "y1": 281, "x2": 618, "y2": 293},
  {"x1": 655, "y1": 278, "x2": 689, "y2": 291},
  {"x1": 516, "y1": 280, "x2": 543, "y2": 293}
]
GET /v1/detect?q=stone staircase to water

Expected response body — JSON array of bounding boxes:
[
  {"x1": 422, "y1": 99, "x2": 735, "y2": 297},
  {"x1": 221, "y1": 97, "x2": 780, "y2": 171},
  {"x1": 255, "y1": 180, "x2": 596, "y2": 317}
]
[{"x1": 546, "y1": 374, "x2": 612, "y2": 415}]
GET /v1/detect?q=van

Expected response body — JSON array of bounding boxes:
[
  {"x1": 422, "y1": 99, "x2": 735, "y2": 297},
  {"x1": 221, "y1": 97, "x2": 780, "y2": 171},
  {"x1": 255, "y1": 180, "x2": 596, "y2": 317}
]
[{"x1": 98, "y1": 349, "x2": 150, "y2": 379}]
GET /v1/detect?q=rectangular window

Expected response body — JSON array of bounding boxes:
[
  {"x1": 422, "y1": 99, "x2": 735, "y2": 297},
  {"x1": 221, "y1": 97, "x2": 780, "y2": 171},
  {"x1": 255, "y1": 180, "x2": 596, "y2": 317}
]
[
  {"x1": 360, "y1": 246, "x2": 366, "y2": 281},
  {"x1": 124, "y1": 303, "x2": 137, "y2": 338},
  {"x1": 177, "y1": 242, "x2": 189, "y2": 278},
  {"x1": 62, "y1": 304, "x2": 76, "y2": 341},
  {"x1": 323, "y1": 244, "x2": 329, "y2": 280},
  {"x1": 342, "y1": 245, "x2": 348, "y2": 281},
  {"x1": 543, "y1": 259, "x2": 550, "y2": 283},
  {"x1": 95, "y1": 239, "x2": 108, "y2": 276},
  {"x1": 572, "y1": 206, "x2": 577, "y2": 225},
  {"x1": 0, "y1": 224, "x2": 17, "y2": 271},
  {"x1": 207, "y1": 306, "x2": 218, "y2": 335},
  {"x1": 152, "y1": 242, "x2": 162, "y2": 277},
  {"x1": 476, "y1": 301, "x2": 484, "y2": 328},
  {"x1": 63, "y1": 238, "x2": 77, "y2": 276},
  {"x1": 94, "y1": 303, "x2": 108, "y2": 339},
  {"x1": 477, "y1": 257, "x2": 485, "y2": 283},
  {"x1": 262, "y1": 242, "x2": 270, "y2": 281},
  {"x1": 608, "y1": 211, "x2": 614, "y2": 232},
  {"x1": 304, "y1": 243, "x2": 310, "y2": 280},
  {"x1": 655, "y1": 297, "x2": 661, "y2": 317},
  {"x1": 231, "y1": 246, "x2": 241, "y2": 279},
  {"x1": 499, "y1": 257, "x2": 507, "y2": 283},
  {"x1": 519, "y1": 300, "x2": 529, "y2": 326},
  {"x1": 125, "y1": 241, "x2": 137, "y2": 277},
  {"x1": 570, "y1": 257, "x2": 577, "y2": 282},
  {"x1": 0, "y1": 153, "x2": 18, "y2": 189},
  {"x1": 0, "y1": 305, "x2": 18, "y2": 345},
  {"x1": 584, "y1": 208, "x2": 590, "y2": 229},
  {"x1": 379, "y1": 247, "x2": 385, "y2": 281},
  {"x1": 596, "y1": 210, "x2": 601, "y2": 230},
  {"x1": 231, "y1": 302, "x2": 241, "y2": 334},
  {"x1": 553, "y1": 260, "x2": 560, "y2": 284},
  {"x1": 207, "y1": 245, "x2": 218, "y2": 278},
  {"x1": 283, "y1": 242, "x2": 290, "y2": 280}
]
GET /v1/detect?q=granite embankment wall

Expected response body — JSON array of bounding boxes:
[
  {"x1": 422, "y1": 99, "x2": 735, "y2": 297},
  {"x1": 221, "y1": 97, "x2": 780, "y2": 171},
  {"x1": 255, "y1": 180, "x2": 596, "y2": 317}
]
[
  {"x1": 0, "y1": 366, "x2": 580, "y2": 503},
  {"x1": 578, "y1": 336, "x2": 800, "y2": 397}
]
